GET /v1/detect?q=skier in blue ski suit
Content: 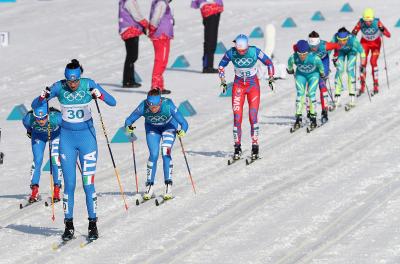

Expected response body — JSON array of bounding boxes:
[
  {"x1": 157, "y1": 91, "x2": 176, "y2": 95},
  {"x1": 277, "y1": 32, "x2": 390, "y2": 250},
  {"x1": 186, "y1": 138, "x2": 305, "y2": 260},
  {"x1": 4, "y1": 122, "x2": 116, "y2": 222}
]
[
  {"x1": 32, "y1": 59, "x2": 116, "y2": 241},
  {"x1": 124, "y1": 89, "x2": 188, "y2": 200},
  {"x1": 22, "y1": 104, "x2": 63, "y2": 203}
]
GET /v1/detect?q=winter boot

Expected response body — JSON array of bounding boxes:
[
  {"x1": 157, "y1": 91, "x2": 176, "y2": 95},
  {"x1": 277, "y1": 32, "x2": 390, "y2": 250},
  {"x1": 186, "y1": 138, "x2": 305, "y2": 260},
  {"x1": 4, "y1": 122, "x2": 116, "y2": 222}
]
[
  {"x1": 143, "y1": 183, "x2": 154, "y2": 200},
  {"x1": 53, "y1": 184, "x2": 61, "y2": 202},
  {"x1": 163, "y1": 180, "x2": 173, "y2": 200},
  {"x1": 61, "y1": 219, "x2": 75, "y2": 241},
  {"x1": 29, "y1": 184, "x2": 39, "y2": 203},
  {"x1": 233, "y1": 144, "x2": 242, "y2": 160},
  {"x1": 88, "y1": 218, "x2": 99, "y2": 241},
  {"x1": 251, "y1": 144, "x2": 259, "y2": 160}
]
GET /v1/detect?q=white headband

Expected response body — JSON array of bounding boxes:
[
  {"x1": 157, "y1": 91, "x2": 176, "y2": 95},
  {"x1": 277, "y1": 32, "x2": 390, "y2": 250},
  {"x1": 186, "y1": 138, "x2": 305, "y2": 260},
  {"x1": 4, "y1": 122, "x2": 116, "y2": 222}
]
[{"x1": 308, "y1": 37, "x2": 320, "y2": 46}]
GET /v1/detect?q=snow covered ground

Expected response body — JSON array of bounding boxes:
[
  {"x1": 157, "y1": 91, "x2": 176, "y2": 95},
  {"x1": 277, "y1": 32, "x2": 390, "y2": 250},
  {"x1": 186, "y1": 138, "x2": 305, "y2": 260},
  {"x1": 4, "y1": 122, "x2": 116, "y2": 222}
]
[{"x1": 1, "y1": 0, "x2": 400, "y2": 263}]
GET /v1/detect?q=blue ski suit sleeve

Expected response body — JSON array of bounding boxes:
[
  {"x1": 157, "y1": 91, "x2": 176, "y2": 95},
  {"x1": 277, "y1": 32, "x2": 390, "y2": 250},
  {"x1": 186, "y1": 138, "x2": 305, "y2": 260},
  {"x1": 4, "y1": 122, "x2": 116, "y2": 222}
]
[
  {"x1": 168, "y1": 100, "x2": 188, "y2": 132},
  {"x1": 125, "y1": 101, "x2": 145, "y2": 127},
  {"x1": 256, "y1": 47, "x2": 274, "y2": 76},
  {"x1": 22, "y1": 113, "x2": 32, "y2": 132},
  {"x1": 88, "y1": 79, "x2": 117, "y2": 106},
  {"x1": 31, "y1": 82, "x2": 62, "y2": 109},
  {"x1": 218, "y1": 49, "x2": 233, "y2": 78}
]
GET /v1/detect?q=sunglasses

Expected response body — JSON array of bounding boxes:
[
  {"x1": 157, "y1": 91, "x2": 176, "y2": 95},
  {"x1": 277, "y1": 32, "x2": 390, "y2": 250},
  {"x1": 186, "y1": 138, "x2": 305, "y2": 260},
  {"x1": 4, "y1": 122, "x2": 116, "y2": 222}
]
[
  {"x1": 35, "y1": 115, "x2": 48, "y2": 121},
  {"x1": 67, "y1": 79, "x2": 80, "y2": 85}
]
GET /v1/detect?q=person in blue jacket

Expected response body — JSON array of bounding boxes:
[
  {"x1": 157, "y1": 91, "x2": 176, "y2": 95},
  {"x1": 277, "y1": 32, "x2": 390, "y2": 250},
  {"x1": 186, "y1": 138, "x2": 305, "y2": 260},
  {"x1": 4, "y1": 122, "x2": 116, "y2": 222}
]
[
  {"x1": 125, "y1": 89, "x2": 188, "y2": 200},
  {"x1": 22, "y1": 103, "x2": 63, "y2": 203},
  {"x1": 32, "y1": 59, "x2": 116, "y2": 241}
]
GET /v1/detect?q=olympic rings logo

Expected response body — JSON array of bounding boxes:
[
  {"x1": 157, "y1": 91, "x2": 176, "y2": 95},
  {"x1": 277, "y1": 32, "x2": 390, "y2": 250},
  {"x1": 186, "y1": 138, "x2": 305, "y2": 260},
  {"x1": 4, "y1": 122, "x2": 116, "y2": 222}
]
[
  {"x1": 363, "y1": 27, "x2": 378, "y2": 34},
  {"x1": 234, "y1": 58, "x2": 254, "y2": 67},
  {"x1": 297, "y1": 64, "x2": 316, "y2": 73},
  {"x1": 148, "y1": 115, "x2": 169, "y2": 123},
  {"x1": 63, "y1": 91, "x2": 86, "y2": 102},
  {"x1": 33, "y1": 123, "x2": 52, "y2": 132}
]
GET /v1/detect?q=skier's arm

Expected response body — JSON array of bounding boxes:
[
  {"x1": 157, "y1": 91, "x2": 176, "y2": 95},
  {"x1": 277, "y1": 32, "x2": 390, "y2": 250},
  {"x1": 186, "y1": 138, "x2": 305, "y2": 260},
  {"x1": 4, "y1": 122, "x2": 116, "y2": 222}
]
[
  {"x1": 124, "y1": 102, "x2": 145, "y2": 127},
  {"x1": 256, "y1": 48, "x2": 274, "y2": 77},
  {"x1": 378, "y1": 20, "x2": 391, "y2": 38},
  {"x1": 22, "y1": 113, "x2": 32, "y2": 132},
  {"x1": 354, "y1": 39, "x2": 366, "y2": 60},
  {"x1": 125, "y1": 0, "x2": 148, "y2": 28},
  {"x1": 169, "y1": 101, "x2": 189, "y2": 133},
  {"x1": 351, "y1": 21, "x2": 361, "y2": 35},
  {"x1": 31, "y1": 82, "x2": 60, "y2": 109},
  {"x1": 88, "y1": 79, "x2": 116, "y2": 106},
  {"x1": 287, "y1": 54, "x2": 295, "y2": 72},
  {"x1": 315, "y1": 57, "x2": 325, "y2": 77},
  {"x1": 218, "y1": 49, "x2": 232, "y2": 80},
  {"x1": 325, "y1": 42, "x2": 341, "y2": 51}
]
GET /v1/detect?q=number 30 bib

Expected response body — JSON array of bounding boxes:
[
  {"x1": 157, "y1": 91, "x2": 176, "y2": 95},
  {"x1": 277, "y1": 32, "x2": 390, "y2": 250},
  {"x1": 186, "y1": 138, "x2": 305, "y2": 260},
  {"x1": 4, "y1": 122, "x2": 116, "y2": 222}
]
[{"x1": 61, "y1": 103, "x2": 92, "y2": 123}]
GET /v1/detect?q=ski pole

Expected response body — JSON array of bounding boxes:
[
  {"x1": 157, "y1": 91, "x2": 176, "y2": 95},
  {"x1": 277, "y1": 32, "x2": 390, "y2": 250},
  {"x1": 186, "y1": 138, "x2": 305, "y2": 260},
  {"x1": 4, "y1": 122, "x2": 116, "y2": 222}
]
[
  {"x1": 381, "y1": 37, "x2": 390, "y2": 90},
  {"x1": 326, "y1": 78, "x2": 335, "y2": 105},
  {"x1": 178, "y1": 136, "x2": 196, "y2": 194},
  {"x1": 365, "y1": 82, "x2": 372, "y2": 102},
  {"x1": 92, "y1": 96, "x2": 128, "y2": 210},
  {"x1": 46, "y1": 98, "x2": 56, "y2": 222},
  {"x1": 131, "y1": 134, "x2": 139, "y2": 194}
]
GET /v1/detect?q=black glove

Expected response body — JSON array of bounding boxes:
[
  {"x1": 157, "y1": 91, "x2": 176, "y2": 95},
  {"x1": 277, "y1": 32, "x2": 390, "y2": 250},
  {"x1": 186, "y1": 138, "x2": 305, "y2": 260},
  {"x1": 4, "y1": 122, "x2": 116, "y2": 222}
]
[
  {"x1": 351, "y1": 29, "x2": 358, "y2": 36},
  {"x1": 378, "y1": 26, "x2": 385, "y2": 33},
  {"x1": 26, "y1": 131, "x2": 32, "y2": 139},
  {"x1": 332, "y1": 56, "x2": 338, "y2": 68},
  {"x1": 360, "y1": 65, "x2": 366, "y2": 75},
  {"x1": 320, "y1": 72, "x2": 325, "y2": 79},
  {"x1": 220, "y1": 80, "x2": 227, "y2": 93},
  {"x1": 286, "y1": 68, "x2": 294, "y2": 75},
  {"x1": 268, "y1": 76, "x2": 275, "y2": 90}
]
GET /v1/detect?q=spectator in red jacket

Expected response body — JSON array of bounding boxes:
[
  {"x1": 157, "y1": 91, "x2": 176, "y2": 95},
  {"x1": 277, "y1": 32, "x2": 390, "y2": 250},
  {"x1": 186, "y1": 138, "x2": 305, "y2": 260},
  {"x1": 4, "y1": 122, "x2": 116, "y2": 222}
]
[{"x1": 191, "y1": 0, "x2": 224, "y2": 73}]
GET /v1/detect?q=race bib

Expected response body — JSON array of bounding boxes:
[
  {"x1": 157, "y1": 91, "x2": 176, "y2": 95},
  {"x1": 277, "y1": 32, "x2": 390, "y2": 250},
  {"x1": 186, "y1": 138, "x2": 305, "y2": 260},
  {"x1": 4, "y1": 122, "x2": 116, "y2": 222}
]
[
  {"x1": 234, "y1": 67, "x2": 257, "y2": 78},
  {"x1": 61, "y1": 103, "x2": 92, "y2": 123}
]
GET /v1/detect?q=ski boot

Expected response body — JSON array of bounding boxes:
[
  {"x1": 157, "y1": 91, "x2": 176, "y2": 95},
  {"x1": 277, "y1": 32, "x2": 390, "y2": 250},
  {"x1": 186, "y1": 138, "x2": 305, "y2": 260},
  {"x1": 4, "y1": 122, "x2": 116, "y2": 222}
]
[
  {"x1": 310, "y1": 115, "x2": 317, "y2": 129},
  {"x1": 29, "y1": 184, "x2": 39, "y2": 203},
  {"x1": 161, "y1": 89, "x2": 171, "y2": 95},
  {"x1": 250, "y1": 144, "x2": 259, "y2": 160},
  {"x1": 321, "y1": 109, "x2": 328, "y2": 124},
  {"x1": 61, "y1": 218, "x2": 75, "y2": 241},
  {"x1": 53, "y1": 184, "x2": 61, "y2": 202},
  {"x1": 372, "y1": 82, "x2": 379, "y2": 96},
  {"x1": 290, "y1": 115, "x2": 302, "y2": 133},
  {"x1": 345, "y1": 94, "x2": 356, "y2": 111},
  {"x1": 163, "y1": 180, "x2": 173, "y2": 200},
  {"x1": 88, "y1": 218, "x2": 99, "y2": 241},
  {"x1": 233, "y1": 144, "x2": 242, "y2": 160},
  {"x1": 143, "y1": 182, "x2": 154, "y2": 200}
]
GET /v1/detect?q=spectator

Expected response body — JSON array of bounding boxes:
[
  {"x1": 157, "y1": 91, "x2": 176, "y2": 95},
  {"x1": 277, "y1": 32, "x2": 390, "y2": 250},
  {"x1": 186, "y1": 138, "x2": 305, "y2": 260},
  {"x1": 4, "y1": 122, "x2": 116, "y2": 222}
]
[
  {"x1": 149, "y1": 0, "x2": 174, "y2": 94},
  {"x1": 119, "y1": 0, "x2": 149, "y2": 88},
  {"x1": 191, "y1": 0, "x2": 224, "y2": 73}
]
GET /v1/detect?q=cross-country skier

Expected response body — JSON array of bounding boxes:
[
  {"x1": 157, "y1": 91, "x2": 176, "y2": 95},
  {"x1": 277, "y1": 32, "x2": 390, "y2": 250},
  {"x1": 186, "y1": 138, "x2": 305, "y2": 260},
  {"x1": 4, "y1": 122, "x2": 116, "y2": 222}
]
[
  {"x1": 32, "y1": 59, "x2": 116, "y2": 241},
  {"x1": 125, "y1": 89, "x2": 188, "y2": 200},
  {"x1": 351, "y1": 8, "x2": 391, "y2": 95},
  {"x1": 218, "y1": 34, "x2": 274, "y2": 161},
  {"x1": 287, "y1": 40, "x2": 325, "y2": 131},
  {"x1": 306, "y1": 31, "x2": 340, "y2": 123},
  {"x1": 22, "y1": 103, "x2": 63, "y2": 203},
  {"x1": 331, "y1": 27, "x2": 366, "y2": 108}
]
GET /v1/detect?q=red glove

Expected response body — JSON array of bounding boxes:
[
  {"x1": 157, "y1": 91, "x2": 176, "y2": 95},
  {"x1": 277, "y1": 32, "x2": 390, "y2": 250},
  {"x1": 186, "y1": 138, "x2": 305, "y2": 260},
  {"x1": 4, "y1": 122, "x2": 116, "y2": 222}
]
[
  {"x1": 139, "y1": 19, "x2": 149, "y2": 35},
  {"x1": 149, "y1": 25, "x2": 157, "y2": 38}
]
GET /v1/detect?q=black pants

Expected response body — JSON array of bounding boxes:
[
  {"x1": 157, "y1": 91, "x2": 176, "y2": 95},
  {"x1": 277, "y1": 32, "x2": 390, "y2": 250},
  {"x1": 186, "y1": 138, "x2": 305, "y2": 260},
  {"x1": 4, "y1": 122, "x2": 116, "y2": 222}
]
[
  {"x1": 202, "y1": 13, "x2": 221, "y2": 69},
  {"x1": 123, "y1": 37, "x2": 139, "y2": 85}
]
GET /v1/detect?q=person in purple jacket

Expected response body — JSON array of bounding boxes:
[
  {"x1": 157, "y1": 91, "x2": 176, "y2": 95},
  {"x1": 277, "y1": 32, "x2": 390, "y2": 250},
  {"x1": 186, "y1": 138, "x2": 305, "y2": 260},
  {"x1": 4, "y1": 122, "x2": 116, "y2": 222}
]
[
  {"x1": 191, "y1": 0, "x2": 224, "y2": 73},
  {"x1": 149, "y1": 0, "x2": 174, "y2": 94},
  {"x1": 119, "y1": 0, "x2": 149, "y2": 88}
]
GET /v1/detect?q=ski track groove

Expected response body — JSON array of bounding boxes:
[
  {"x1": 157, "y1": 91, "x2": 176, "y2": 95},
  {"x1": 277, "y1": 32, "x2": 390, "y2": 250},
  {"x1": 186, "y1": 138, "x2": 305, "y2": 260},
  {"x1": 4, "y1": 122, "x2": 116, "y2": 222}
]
[{"x1": 141, "y1": 100, "x2": 400, "y2": 264}]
